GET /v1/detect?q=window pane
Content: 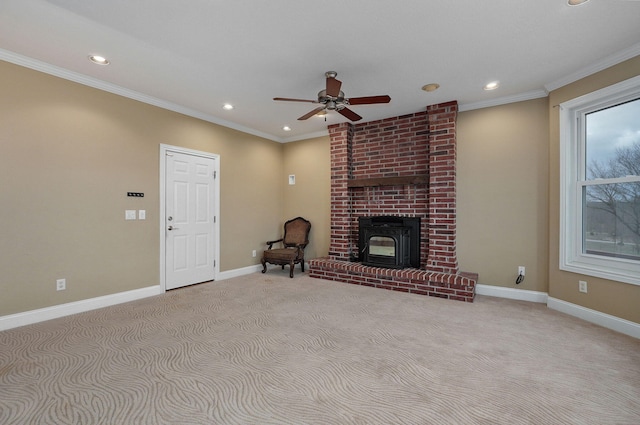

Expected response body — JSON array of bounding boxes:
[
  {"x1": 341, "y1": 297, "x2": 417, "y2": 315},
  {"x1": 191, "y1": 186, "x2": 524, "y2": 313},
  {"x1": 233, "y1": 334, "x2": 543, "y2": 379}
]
[
  {"x1": 585, "y1": 98, "x2": 640, "y2": 180},
  {"x1": 583, "y1": 182, "x2": 640, "y2": 260}
]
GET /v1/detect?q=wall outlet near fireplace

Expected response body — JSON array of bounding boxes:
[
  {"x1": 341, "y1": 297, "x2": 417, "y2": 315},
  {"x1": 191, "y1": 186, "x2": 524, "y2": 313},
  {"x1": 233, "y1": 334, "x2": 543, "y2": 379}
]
[
  {"x1": 518, "y1": 266, "x2": 525, "y2": 276},
  {"x1": 579, "y1": 280, "x2": 588, "y2": 293}
]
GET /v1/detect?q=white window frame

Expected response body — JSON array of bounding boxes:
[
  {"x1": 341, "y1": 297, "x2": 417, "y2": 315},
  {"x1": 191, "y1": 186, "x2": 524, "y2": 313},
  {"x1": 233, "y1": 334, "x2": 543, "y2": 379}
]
[{"x1": 559, "y1": 75, "x2": 640, "y2": 286}]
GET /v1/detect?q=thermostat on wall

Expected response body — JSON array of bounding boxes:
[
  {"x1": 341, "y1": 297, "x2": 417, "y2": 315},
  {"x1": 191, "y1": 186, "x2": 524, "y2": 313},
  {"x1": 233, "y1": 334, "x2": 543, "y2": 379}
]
[{"x1": 127, "y1": 192, "x2": 144, "y2": 197}]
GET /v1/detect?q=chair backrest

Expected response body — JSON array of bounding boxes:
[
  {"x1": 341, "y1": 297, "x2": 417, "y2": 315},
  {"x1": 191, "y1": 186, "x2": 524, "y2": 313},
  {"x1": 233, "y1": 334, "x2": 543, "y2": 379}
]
[{"x1": 282, "y1": 217, "x2": 311, "y2": 248}]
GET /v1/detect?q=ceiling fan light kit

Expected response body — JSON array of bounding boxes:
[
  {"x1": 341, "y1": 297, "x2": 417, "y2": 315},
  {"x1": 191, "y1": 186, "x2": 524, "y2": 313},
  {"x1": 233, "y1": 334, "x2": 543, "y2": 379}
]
[{"x1": 274, "y1": 71, "x2": 391, "y2": 122}]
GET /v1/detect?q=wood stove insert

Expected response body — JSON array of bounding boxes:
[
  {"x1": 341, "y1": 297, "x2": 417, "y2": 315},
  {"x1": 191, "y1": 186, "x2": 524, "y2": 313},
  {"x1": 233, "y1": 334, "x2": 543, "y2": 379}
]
[{"x1": 358, "y1": 216, "x2": 421, "y2": 269}]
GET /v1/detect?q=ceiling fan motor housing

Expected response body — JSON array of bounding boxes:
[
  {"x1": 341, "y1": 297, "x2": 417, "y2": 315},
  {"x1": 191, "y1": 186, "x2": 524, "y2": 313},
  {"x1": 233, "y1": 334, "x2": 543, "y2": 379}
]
[{"x1": 317, "y1": 89, "x2": 346, "y2": 110}]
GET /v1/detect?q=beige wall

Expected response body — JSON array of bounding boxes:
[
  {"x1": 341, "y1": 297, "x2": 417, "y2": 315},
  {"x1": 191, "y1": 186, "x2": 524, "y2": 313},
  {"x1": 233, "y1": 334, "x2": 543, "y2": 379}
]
[
  {"x1": 282, "y1": 136, "x2": 331, "y2": 260},
  {"x1": 3, "y1": 54, "x2": 639, "y2": 325},
  {"x1": 548, "y1": 56, "x2": 640, "y2": 324},
  {"x1": 0, "y1": 61, "x2": 283, "y2": 316},
  {"x1": 457, "y1": 98, "x2": 549, "y2": 292}
]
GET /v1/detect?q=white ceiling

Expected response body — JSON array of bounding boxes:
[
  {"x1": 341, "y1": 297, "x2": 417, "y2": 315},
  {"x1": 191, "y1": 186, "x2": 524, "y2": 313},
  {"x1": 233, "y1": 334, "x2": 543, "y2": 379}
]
[{"x1": 1, "y1": 0, "x2": 640, "y2": 142}]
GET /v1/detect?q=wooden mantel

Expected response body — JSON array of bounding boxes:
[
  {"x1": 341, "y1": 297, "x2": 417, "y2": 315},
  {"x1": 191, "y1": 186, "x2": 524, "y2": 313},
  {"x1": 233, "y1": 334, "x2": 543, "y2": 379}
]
[{"x1": 347, "y1": 174, "x2": 429, "y2": 188}]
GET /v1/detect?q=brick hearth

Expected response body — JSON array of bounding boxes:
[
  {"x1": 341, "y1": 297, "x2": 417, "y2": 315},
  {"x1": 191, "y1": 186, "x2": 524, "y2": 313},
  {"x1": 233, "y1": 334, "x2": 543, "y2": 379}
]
[
  {"x1": 309, "y1": 101, "x2": 478, "y2": 302},
  {"x1": 309, "y1": 259, "x2": 477, "y2": 301}
]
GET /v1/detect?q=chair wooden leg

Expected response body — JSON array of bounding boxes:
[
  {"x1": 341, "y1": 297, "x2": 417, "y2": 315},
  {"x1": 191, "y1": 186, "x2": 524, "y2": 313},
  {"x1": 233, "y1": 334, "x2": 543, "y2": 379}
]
[
  {"x1": 289, "y1": 262, "x2": 294, "y2": 278},
  {"x1": 261, "y1": 259, "x2": 267, "y2": 274},
  {"x1": 300, "y1": 259, "x2": 305, "y2": 272}
]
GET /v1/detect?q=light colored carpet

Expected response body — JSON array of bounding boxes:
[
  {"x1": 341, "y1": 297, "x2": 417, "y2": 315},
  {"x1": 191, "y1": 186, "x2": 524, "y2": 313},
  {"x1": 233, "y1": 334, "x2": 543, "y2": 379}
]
[{"x1": 1, "y1": 271, "x2": 639, "y2": 424}]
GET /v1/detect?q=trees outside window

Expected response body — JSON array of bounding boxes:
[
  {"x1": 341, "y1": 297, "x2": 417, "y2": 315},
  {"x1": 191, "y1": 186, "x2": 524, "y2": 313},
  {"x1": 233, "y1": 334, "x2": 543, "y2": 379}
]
[
  {"x1": 585, "y1": 97, "x2": 640, "y2": 260},
  {"x1": 586, "y1": 141, "x2": 640, "y2": 260}
]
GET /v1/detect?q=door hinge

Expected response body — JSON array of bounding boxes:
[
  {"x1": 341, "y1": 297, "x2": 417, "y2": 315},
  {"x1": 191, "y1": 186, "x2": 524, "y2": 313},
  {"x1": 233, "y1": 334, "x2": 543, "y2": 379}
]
[
  {"x1": 214, "y1": 216, "x2": 216, "y2": 223},
  {"x1": 213, "y1": 170, "x2": 217, "y2": 179}
]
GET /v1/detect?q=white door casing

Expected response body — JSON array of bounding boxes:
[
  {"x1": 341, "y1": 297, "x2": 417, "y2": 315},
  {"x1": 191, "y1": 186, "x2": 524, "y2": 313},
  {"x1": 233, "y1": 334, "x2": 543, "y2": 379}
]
[{"x1": 160, "y1": 145, "x2": 219, "y2": 290}]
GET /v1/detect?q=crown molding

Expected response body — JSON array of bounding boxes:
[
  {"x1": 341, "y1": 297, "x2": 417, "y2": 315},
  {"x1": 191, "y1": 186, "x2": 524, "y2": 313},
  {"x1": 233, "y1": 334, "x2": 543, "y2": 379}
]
[
  {"x1": 281, "y1": 129, "x2": 330, "y2": 143},
  {"x1": 0, "y1": 48, "x2": 283, "y2": 143},
  {"x1": 544, "y1": 41, "x2": 640, "y2": 93},
  {"x1": 458, "y1": 89, "x2": 548, "y2": 112},
  {"x1": 4, "y1": 41, "x2": 639, "y2": 143}
]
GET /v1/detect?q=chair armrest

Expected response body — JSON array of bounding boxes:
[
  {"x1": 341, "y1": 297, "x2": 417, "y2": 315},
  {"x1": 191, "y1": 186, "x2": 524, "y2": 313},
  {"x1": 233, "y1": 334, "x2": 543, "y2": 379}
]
[{"x1": 266, "y1": 238, "x2": 283, "y2": 249}]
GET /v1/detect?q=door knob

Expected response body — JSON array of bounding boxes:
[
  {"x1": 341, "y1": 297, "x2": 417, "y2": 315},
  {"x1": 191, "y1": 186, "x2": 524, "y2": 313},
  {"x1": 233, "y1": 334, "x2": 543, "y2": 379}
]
[{"x1": 168, "y1": 225, "x2": 179, "y2": 231}]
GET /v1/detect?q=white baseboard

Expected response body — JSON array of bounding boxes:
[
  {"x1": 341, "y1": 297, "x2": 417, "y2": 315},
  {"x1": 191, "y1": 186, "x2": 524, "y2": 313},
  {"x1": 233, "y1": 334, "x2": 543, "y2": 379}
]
[
  {"x1": 4, "y1": 274, "x2": 637, "y2": 340},
  {"x1": 0, "y1": 265, "x2": 263, "y2": 332},
  {"x1": 547, "y1": 297, "x2": 640, "y2": 339},
  {"x1": 475, "y1": 284, "x2": 548, "y2": 303},
  {"x1": 0, "y1": 285, "x2": 163, "y2": 332},
  {"x1": 217, "y1": 264, "x2": 263, "y2": 280},
  {"x1": 476, "y1": 284, "x2": 639, "y2": 339}
]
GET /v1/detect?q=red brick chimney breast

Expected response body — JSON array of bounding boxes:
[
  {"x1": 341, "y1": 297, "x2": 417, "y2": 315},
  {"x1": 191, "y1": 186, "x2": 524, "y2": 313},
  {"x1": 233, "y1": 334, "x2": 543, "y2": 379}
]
[{"x1": 309, "y1": 101, "x2": 477, "y2": 302}]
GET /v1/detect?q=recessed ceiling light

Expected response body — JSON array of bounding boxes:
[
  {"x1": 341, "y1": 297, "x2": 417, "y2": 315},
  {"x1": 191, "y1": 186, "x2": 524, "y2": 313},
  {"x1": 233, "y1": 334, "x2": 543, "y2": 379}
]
[
  {"x1": 421, "y1": 83, "x2": 440, "y2": 92},
  {"x1": 88, "y1": 55, "x2": 110, "y2": 65},
  {"x1": 568, "y1": 0, "x2": 589, "y2": 5},
  {"x1": 484, "y1": 81, "x2": 500, "y2": 91},
  {"x1": 222, "y1": 103, "x2": 234, "y2": 110},
  {"x1": 283, "y1": 126, "x2": 291, "y2": 131}
]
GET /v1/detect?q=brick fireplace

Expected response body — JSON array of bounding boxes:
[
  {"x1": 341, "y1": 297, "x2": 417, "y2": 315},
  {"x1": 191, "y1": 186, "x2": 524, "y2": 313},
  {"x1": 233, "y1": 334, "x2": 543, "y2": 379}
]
[{"x1": 308, "y1": 101, "x2": 477, "y2": 302}]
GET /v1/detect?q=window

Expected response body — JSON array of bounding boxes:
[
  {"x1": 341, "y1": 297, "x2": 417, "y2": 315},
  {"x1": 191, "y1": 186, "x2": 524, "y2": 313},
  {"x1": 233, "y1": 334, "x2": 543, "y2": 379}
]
[{"x1": 560, "y1": 75, "x2": 640, "y2": 285}]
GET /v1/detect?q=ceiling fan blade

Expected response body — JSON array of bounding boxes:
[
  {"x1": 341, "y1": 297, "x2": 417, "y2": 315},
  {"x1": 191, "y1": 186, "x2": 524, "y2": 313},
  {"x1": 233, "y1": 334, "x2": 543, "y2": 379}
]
[
  {"x1": 347, "y1": 95, "x2": 391, "y2": 105},
  {"x1": 338, "y1": 107, "x2": 362, "y2": 122},
  {"x1": 326, "y1": 77, "x2": 342, "y2": 98},
  {"x1": 273, "y1": 97, "x2": 317, "y2": 103},
  {"x1": 298, "y1": 106, "x2": 326, "y2": 120}
]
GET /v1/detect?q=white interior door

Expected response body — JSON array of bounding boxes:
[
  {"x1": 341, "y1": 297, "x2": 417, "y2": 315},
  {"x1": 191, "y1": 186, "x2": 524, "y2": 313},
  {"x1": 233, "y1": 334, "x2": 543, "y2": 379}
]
[{"x1": 165, "y1": 150, "x2": 217, "y2": 290}]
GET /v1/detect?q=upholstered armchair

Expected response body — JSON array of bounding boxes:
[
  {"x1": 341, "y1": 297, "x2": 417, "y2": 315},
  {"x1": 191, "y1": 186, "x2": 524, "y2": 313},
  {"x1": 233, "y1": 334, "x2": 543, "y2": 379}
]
[{"x1": 261, "y1": 217, "x2": 311, "y2": 278}]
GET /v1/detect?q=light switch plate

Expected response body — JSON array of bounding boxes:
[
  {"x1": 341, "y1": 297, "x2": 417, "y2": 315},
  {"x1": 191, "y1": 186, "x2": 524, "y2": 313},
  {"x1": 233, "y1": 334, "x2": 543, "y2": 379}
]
[
  {"x1": 125, "y1": 210, "x2": 136, "y2": 220},
  {"x1": 288, "y1": 174, "x2": 295, "y2": 185},
  {"x1": 138, "y1": 210, "x2": 146, "y2": 220}
]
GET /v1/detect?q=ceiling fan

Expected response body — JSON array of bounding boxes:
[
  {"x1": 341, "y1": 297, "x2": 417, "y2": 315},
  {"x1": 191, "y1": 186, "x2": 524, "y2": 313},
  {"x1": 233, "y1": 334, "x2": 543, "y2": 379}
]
[{"x1": 273, "y1": 71, "x2": 391, "y2": 121}]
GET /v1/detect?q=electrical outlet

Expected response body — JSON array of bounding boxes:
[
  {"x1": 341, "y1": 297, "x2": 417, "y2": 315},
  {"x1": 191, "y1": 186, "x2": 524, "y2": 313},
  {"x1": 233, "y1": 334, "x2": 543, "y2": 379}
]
[
  {"x1": 56, "y1": 278, "x2": 66, "y2": 291},
  {"x1": 518, "y1": 266, "x2": 525, "y2": 276},
  {"x1": 579, "y1": 280, "x2": 588, "y2": 293},
  {"x1": 252, "y1": 250, "x2": 257, "y2": 258}
]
